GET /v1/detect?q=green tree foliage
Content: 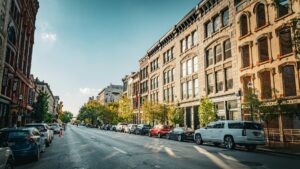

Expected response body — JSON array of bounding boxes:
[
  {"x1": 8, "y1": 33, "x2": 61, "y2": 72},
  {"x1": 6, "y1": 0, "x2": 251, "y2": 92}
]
[
  {"x1": 141, "y1": 101, "x2": 159, "y2": 125},
  {"x1": 244, "y1": 89, "x2": 261, "y2": 121},
  {"x1": 198, "y1": 96, "x2": 216, "y2": 127},
  {"x1": 118, "y1": 96, "x2": 134, "y2": 123},
  {"x1": 33, "y1": 91, "x2": 49, "y2": 122},
  {"x1": 44, "y1": 113, "x2": 53, "y2": 123},
  {"x1": 61, "y1": 111, "x2": 73, "y2": 123},
  {"x1": 168, "y1": 105, "x2": 184, "y2": 127}
]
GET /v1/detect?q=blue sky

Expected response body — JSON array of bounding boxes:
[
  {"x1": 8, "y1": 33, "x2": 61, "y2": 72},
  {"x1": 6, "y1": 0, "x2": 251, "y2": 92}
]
[{"x1": 32, "y1": 0, "x2": 199, "y2": 116}]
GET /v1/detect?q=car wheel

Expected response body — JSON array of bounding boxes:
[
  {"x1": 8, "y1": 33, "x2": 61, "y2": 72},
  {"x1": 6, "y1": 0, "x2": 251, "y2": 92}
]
[
  {"x1": 34, "y1": 148, "x2": 40, "y2": 161},
  {"x1": 195, "y1": 134, "x2": 203, "y2": 145},
  {"x1": 158, "y1": 133, "x2": 161, "y2": 138},
  {"x1": 224, "y1": 136, "x2": 235, "y2": 150},
  {"x1": 5, "y1": 157, "x2": 14, "y2": 169},
  {"x1": 177, "y1": 134, "x2": 183, "y2": 142},
  {"x1": 245, "y1": 145, "x2": 256, "y2": 151}
]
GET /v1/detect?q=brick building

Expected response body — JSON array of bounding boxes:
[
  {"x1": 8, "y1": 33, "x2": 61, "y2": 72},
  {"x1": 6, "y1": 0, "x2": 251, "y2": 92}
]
[{"x1": 0, "y1": 0, "x2": 39, "y2": 128}]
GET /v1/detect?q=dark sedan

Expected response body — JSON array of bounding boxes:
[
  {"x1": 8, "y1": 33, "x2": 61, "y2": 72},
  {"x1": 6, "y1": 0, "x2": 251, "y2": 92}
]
[
  {"x1": 166, "y1": 127, "x2": 194, "y2": 142},
  {"x1": 134, "y1": 124, "x2": 151, "y2": 135},
  {"x1": 0, "y1": 127, "x2": 42, "y2": 161}
]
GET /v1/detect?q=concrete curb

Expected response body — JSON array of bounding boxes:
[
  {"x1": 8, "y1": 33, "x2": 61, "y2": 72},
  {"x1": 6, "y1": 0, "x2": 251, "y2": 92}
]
[{"x1": 257, "y1": 148, "x2": 300, "y2": 157}]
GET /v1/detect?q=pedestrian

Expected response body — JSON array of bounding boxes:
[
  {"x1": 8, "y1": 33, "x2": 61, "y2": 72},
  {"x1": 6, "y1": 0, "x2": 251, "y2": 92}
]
[{"x1": 59, "y1": 127, "x2": 63, "y2": 137}]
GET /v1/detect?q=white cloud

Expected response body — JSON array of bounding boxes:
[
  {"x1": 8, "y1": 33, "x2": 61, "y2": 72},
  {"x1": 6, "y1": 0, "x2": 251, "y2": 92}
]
[
  {"x1": 41, "y1": 32, "x2": 57, "y2": 42},
  {"x1": 79, "y1": 88, "x2": 101, "y2": 95}
]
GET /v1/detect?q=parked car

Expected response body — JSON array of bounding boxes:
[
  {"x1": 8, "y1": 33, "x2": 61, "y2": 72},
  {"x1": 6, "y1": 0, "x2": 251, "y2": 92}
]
[
  {"x1": 116, "y1": 123, "x2": 127, "y2": 132},
  {"x1": 166, "y1": 127, "x2": 194, "y2": 142},
  {"x1": 0, "y1": 128, "x2": 42, "y2": 161},
  {"x1": 124, "y1": 124, "x2": 137, "y2": 134},
  {"x1": 104, "y1": 124, "x2": 112, "y2": 130},
  {"x1": 110, "y1": 125, "x2": 117, "y2": 131},
  {"x1": 0, "y1": 133, "x2": 14, "y2": 169},
  {"x1": 86, "y1": 123, "x2": 93, "y2": 128},
  {"x1": 50, "y1": 123, "x2": 61, "y2": 134},
  {"x1": 25, "y1": 123, "x2": 53, "y2": 147},
  {"x1": 149, "y1": 125, "x2": 172, "y2": 138},
  {"x1": 194, "y1": 120, "x2": 265, "y2": 151},
  {"x1": 135, "y1": 124, "x2": 151, "y2": 135}
]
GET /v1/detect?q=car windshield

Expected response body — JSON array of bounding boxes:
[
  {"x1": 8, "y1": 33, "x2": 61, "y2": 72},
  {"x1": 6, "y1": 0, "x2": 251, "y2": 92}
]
[
  {"x1": 26, "y1": 125, "x2": 45, "y2": 131},
  {"x1": 7, "y1": 131, "x2": 29, "y2": 139}
]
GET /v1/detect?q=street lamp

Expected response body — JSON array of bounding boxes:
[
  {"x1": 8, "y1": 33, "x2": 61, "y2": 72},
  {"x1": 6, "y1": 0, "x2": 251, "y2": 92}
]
[
  {"x1": 18, "y1": 94, "x2": 23, "y2": 126},
  {"x1": 247, "y1": 81, "x2": 254, "y2": 121}
]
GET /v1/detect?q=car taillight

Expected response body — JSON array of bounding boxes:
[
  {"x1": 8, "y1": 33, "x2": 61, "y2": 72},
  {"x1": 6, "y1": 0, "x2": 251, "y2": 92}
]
[
  {"x1": 27, "y1": 134, "x2": 35, "y2": 143},
  {"x1": 242, "y1": 129, "x2": 246, "y2": 136}
]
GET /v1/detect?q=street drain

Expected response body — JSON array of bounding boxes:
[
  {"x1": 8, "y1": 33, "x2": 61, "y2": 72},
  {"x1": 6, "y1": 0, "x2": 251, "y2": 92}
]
[{"x1": 240, "y1": 161, "x2": 263, "y2": 167}]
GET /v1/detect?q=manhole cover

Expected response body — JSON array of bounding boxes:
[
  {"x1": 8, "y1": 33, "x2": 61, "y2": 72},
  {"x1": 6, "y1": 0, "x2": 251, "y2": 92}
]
[{"x1": 240, "y1": 161, "x2": 263, "y2": 167}]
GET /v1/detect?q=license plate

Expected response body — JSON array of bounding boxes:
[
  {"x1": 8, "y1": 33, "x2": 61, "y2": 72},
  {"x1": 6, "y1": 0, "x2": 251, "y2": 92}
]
[
  {"x1": 253, "y1": 132, "x2": 261, "y2": 136},
  {"x1": 8, "y1": 142, "x2": 15, "y2": 146}
]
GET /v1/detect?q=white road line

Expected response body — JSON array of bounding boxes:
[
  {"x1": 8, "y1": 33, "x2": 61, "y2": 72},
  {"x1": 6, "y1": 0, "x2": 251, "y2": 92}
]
[{"x1": 113, "y1": 147, "x2": 127, "y2": 154}]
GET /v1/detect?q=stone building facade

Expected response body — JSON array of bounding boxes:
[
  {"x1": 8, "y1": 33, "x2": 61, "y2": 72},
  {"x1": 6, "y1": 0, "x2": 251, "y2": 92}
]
[
  {"x1": 35, "y1": 79, "x2": 55, "y2": 115},
  {"x1": 234, "y1": 0, "x2": 300, "y2": 129},
  {"x1": 97, "y1": 84, "x2": 123, "y2": 105},
  {"x1": 0, "y1": 0, "x2": 39, "y2": 128}
]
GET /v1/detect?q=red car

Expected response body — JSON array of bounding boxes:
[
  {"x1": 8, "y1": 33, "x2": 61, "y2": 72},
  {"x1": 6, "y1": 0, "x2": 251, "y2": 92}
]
[{"x1": 149, "y1": 125, "x2": 172, "y2": 138}]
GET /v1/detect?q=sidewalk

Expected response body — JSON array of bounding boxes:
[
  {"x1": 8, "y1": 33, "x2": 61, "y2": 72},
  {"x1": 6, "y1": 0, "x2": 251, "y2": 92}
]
[{"x1": 257, "y1": 142, "x2": 300, "y2": 156}]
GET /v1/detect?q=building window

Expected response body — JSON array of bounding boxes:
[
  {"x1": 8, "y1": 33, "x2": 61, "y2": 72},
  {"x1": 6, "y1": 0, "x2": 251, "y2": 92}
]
[
  {"x1": 258, "y1": 37, "x2": 269, "y2": 62},
  {"x1": 225, "y1": 67, "x2": 233, "y2": 90},
  {"x1": 222, "y1": 8, "x2": 229, "y2": 27},
  {"x1": 182, "y1": 62, "x2": 187, "y2": 77},
  {"x1": 256, "y1": 3, "x2": 266, "y2": 28},
  {"x1": 193, "y1": 56, "x2": 198, "y2": 72},
  {"x1": 282, "y1": 65, "x2": 296, "y2": 97},
  {"x1": 182, "y1": 82, "x2": 187, "y2": 99},
  {"x1": 216, "y1": 71, "x2": 223, "y2": 93},
  {"x1": 277, "y1": 0, "x2": 289, "y2": 18},
  {"x1": 171, "y1": 68, "x2": 175, "y2": 81},
  {"x1": 205, "y1": 21, "x2": 212, "y2": 38},
  {"x1": 206, "y1": 48, "x2": 213, "y2": 67},
  {"x1": 224, "y1": 40, "x2": 231, "y2": 60},
  {"x1": 187, "y1": 59, "x2": 192, "y2": 75},
  {"x1": 240, "y1": 14, "x2": 249, "y2": 37},
  {"x1": 171, "y1": 87, "x2": 174, "y2": 102},
  {"x1": 260, "y1": 71, "x2": 272, "y2": 99},
  {"x1": 243, "y1": 76, "x2": 252, "y2": 98},
  {"x1": 207, "y1": 74, "x2": 214, "y2": 94},
  {"x1": 181, "y1": 38, "x2": 186, "y2": 52},
  {"x1": 187, "y1": 35, "x2": 192, "y2": 49},
  {"x1": 241, "y1": 45, "x2": 250, "y2": 68},
  {"x1": 213, "y1": 15, "x2": 220, "y2": 32},
  {"x1": 279, "y1": 28, "x2": 293, "y2": 56},
  {"x1": 187, "y1": 80, "x2": 192, "y2": 99},
  {"x1": 7, "y1": 25, "x2": 16, "y2": 45},
  {"x1": 192, "y1": 31, "x2": 198, "y2": 46},
  {"x1": 215, "y1": 44, "x2": 222, "y2": 63},
  {"x1": 193, "y1": 78, "x2": 199, "y2": 97}
]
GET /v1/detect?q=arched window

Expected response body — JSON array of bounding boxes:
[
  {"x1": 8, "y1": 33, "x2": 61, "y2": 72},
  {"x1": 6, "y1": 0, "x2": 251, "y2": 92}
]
[
  {"x1": 259, "y1": 71, "x2": 272, "y2": 99},
  {"x1": 240, "y1": 14, "x2": 249, "y2": 37},
  {"x1": 282, "y1": 65, "x2": 296, "y2": 96},
  {"x1": 256, "y1": 3, "x2": 266, "y2": 28},
  {"x1": 224, "y1": 40, "x2": 231, "y2": 60},
  {"x1": 257, "y1": 37, "x2": 269, "y2": 62},
  {"x1": 7, "y1": 25, "x2": 16, "y2": 44},
  {"x1": 241, "y1": 45, "x2": 250, "y2": 68}
]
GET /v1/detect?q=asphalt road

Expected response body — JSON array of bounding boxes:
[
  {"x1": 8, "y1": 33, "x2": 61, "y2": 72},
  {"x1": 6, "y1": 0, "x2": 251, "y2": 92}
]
[{"x1": 16, "y1": 125, "x2": 299, "y2": 169}]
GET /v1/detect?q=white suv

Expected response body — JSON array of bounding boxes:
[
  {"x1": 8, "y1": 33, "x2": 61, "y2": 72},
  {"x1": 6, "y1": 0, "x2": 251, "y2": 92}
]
[{"x1": 194, "y1": 120, "x2": 265, "y2": 151}]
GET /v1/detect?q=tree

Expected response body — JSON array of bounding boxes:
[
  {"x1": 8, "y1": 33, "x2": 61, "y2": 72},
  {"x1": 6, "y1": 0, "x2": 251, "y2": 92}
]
[
  {"x1": 142, "y1": 101, "x2": 159, "y2": 126},
  {"x1": 118, "y1": 95, "x2": 134, "y2": 123},
  {"x1": 44, "y1": 113, "x2": 53, "y2": 123},
  {"x1": 61, "y1": 111, "x2": 73, "y2": 123},
  {"x1": 168, "y1": 105, "x2": 184, "y2": 127},
  {"x1": 33, "y1": 91, "x2": 49, "y2": 122},
  {"x1": 198, "y1": 96, "x2": 216, "y2": 127},
  {"x1": 244, "y1": 88, "x2": 261, "y2": 121}
]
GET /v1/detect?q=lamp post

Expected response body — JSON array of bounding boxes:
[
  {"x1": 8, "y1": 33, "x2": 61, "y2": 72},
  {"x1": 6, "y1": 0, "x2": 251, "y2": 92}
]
[
  {"x1": 17, "y1": 94, "x2": 23, "y2": 127},
  {"x1": 247, "y1": 81, "x2": 254, "y2": 121}
]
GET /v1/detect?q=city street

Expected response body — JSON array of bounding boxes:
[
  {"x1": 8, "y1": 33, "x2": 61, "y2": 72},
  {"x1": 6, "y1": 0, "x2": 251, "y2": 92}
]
[{"x1": 15, "y1": 125, "x2": 299, "y2": 169}]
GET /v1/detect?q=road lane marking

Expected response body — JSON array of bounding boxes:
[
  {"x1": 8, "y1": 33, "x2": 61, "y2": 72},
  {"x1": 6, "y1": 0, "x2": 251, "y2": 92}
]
[
  {"x1": 194, "y1": 146, "x2": 231, "y2": 169},
  {"x1": 113, "y1": 147, "x2": 127, "y2": 154},
  {"x1": 164, "y1": 147, "x2": 176, "y2": 157},
  {"x1": 218, "y1": 152, "x2": 238, "y2": 162}
]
